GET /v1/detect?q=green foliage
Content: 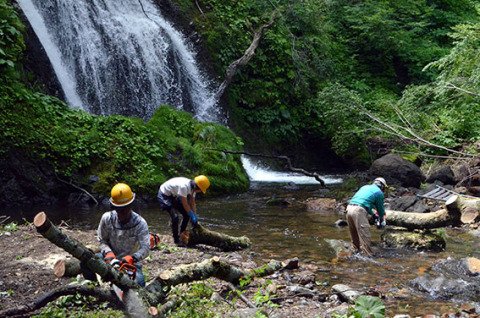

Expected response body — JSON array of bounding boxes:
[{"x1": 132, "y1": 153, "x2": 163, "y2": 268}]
[
  {"x1": 0, "y1": 80, "x2": 249, "y2": 196},
  {"x1": 0, "y1": 221, "x2": 17, "y2": 236},
  {"x1": 0, "y1": 0, "x2": 24, "y2": 74},
  {"x1": 182, "y1": 0, "x2": 480, "y2": 162},
  {"x1": 333, "y1": 296, "x2": 385, "y2": 318},
  {"x1": 167, "y1": 282, "x2": 219, "y2": 318}
]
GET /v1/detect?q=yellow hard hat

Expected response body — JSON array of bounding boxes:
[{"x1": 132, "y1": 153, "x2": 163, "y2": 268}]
[
  {"x1": 110, "y1": 183, "x2": 135, "y2": 207},
  {"x1": 194, "y1": 175, "x2": 210, "y2": 194}
]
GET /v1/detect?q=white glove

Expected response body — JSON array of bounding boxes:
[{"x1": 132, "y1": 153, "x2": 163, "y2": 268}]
[
  {"x1": 380, "y1": 219, "x2": 386, "y2": 229},
  {"x1": 110, "y1": 259, "x2": 121, "y2": 269}
]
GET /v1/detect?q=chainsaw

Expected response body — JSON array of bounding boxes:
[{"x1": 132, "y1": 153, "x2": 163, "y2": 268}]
[{"x1": 119, "y1": 263, "x2": 137, "y2": 280}]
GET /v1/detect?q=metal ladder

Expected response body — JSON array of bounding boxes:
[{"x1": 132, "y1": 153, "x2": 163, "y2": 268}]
[{"x1": 417, "y1": 185, "x2": 479, "y2": 202}]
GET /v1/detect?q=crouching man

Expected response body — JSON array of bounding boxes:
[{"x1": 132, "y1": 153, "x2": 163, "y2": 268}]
[{"x1": 81, "y1": 183, "x2": 150, "y2": 287}]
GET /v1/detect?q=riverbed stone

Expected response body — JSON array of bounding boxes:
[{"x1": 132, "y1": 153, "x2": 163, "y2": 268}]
[
  {"x1": 381, "y1": 228, "x2": 446, "y2": 251},
  {"x1": 465, "y1": 257, "x2": 480, "y2": 276},
  {"x1": 306, "y1": 198, "x2": 336, "y2": 213},
  {"x1": 331, "y1": 284, "x2": 361, "y2": 303},
  {"x1": 369, "y1": 153, "x2": 425, "y2": 188}
]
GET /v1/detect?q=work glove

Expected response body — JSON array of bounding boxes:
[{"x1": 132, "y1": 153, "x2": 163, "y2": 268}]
[
  {"x1": 121, "y1": 255, "x2": 135, "y2": 266},
  {"x1": 380, "y1": 219, "x2": 386, "y2": 229},
  {"x1": 105, "y1": 251, "x2": 121, "y2": 268},
  {"x1": 376, "y1": 216, "x2": 386, "y2": 230},
  {"x1": 187, "y1": 210, "x2": 198, "y2": 225}
]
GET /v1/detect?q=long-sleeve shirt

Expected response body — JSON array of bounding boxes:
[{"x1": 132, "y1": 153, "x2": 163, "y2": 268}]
[
  {"x1": 97, "y1": 210, "x2": 150, "y2": 261},
  {"x1": 349, "y1": 184, "x2": 386, "y2": 218}
]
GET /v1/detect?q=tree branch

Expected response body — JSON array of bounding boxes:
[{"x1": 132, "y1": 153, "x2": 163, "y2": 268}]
[
  {"x1": 443, "y1": 82, "x2": 480, "y2": 97},
  {"x1": 55, "y1": 172, "x2": 98, "y2": 205},
  {"x1": 206, "y1": 148, "x2": 326, "y2": 186},
  {"x1": 0, "y1": 285, "x2": 123, "y2": 317},
  {"x1": 215, "y1": 10, "x2": 278, "y2": 101}
]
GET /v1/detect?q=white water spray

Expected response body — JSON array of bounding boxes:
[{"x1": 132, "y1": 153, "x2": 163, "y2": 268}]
[
  {"x1": 241, "y1": 156, "x2": 343, "y2": 185},
  {"x1": 17, "y1": 0, "x2": 221, "y2": 122},
  {"x1": 17, "y1": 0, "x2": 83, "y2": 108}
]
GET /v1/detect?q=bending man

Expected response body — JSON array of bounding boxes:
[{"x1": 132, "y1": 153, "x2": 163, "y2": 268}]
[
  {"x1": 346, "y1": 177, "x2": 388, "y2": 256},
  {"x1": 157, "y1": 175, "x2": 210, "y2": 246}
]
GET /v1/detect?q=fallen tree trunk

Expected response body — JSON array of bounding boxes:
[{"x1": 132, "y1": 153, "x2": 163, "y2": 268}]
[
  {"x1": 0, "y1": 285, "x2": 123, "y2": 318},
  {"x1": 54, "y1": 259, "x2": 82, "y2": 278},
  {"x1": 180, "y1": 224, "x2": 251, "y2": 251},
  {"x1": 385, "y1": 195, "x2": 480, "y2": 230},
  {"x1": 33, "y1": 212, "x2": 143, "y2": 293},
  {"x1": 145, "y1": 256, "x2": 283, "y2": 305},
  {"x1": 445, "y1": 195, "x2": 480, "y2": 223},
  {"x1": 385, "y1": 208, "x2": 460, "y2": 231},
  {"x1": 28, "y1": 212, "x2": 288, "y2": 315}
]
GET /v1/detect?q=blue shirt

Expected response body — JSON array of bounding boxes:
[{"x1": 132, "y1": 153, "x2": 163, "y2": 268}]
[{"x1": 349, "y1": 184, "x2": 386, "y2": 218}]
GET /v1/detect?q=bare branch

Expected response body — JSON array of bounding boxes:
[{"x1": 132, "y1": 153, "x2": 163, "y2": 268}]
[
  {"x1": 215, "y1": 10, "x2": 278, "y2": 101},
  {"x1": 195, "y1": 0, "x2": 206, "y2": 18},
  {"x1": 443, "y1": 82, "x2": 480, "y2": 97},
  {"x1": 55, "y1": 172, "x2": 98, "y2": 205}
]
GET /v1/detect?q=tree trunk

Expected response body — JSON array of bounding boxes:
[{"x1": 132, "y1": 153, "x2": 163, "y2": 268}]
[
  {"x1": 385, "y1": 195, "x2": 480, "y2": 230},
  {"x1": 34, "y1": 212, "x2": 141, "y2": 292},
  {"x1": 215, "y1": 11, "x2": 277, "y2": 101},
  {"x1": 445, "y1": 195, "x2": 480, "y2": 223},
  {"x1": 385, "y1": 208, "x2": 460, "y2": 230},
  {"x1": 145, "y1": 256, "x2": 283, "y2": 305},
  {"x1": 32, "y1": 212, "x2": 287, "y2": 314},
  {"x1": 54, "y1": 259, "x2": 82, "y2": 278},
  {"x1": 180, "y1": 224, "x2": 251, "y2": 251}
]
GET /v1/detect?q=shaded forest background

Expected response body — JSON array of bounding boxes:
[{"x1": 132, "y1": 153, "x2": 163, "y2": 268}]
[{"x1": 1, "y1": 0, "x2": 480, "y2": 204}]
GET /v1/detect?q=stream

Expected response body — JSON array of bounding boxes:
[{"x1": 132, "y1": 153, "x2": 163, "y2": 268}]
[{"x1": 5, "y1": 162, "x2": 480, "y2": 316}]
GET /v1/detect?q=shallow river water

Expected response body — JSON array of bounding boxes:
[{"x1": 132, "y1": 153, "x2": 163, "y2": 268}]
[{"x1": 6, "y1": 171, "x2": 480, "y2": 317}]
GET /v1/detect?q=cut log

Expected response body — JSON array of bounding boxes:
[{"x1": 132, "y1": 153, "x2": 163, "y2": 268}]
[
  {"x1": 30, "y1": 212, "x2": 288, "y2": 314},
  {"x1": 34, "y1": 212, "x2": 141, "y2": 292},
  {"x1": 146, "y1": 256, "x2": 284, "y2": 305},
  {"x1": 445, "y1": 195, "x2": 480, "y2": 224},
  {"x1": 180, "y1": 224, "x2": 251, "y2": 251},
  {"x1": 54, "y1": 259, "x2": 81, "y2": 278},
  {"x1": 383, "y1": 195, "x2": 480, "y2": 230},
  {"x1": 385, "y1": 208, "x2": 461, "y2": 231}
]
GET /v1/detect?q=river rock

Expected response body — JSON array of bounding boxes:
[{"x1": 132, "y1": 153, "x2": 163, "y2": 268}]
[
  {"x1": 381, "y1": 228, "x2": 446, "y2": 251},
  {"x1": 331, "y1": 284, "x2": 361, "y2": 303},
  {"x1": 369, "y1": 153, "x2": 425, "y2": 188},
  {"x1": 306, "y1": 198, "x2": 336, "y2": 213},
  {"x1": 465, "y1": 257, "x2": 480, "y2": 276},
  {"x1": 412, "y1": 273, "x2": 480, "y2": 300},
  {"x1": 425, "y1": 166, "x2": 456, "y2": 185}
]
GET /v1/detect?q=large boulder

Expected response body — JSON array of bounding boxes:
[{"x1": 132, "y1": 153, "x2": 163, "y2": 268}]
[
  {"x1": 369, "y1": 154, "x2": 425, "y2": 188},
  {"x1": 425, "y1": 166, "x2": 456, "y2": 185}
]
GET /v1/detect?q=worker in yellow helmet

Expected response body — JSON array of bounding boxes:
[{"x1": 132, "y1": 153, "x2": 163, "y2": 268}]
[
  {"x1": 81, "y1": 183, "x2": 150, "y2": 287},
  {"x1": 157, "y1": 175, "x2": 210, "y2": 246}
]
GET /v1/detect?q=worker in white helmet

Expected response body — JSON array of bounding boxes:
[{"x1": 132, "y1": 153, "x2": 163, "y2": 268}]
[{"x1": 346, "y1": 177, "x2": 388, "y2": 256}]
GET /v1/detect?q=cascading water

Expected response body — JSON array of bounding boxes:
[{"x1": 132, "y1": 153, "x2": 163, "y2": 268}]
[
  {"x1": 17, "y1": 0, "x2": 337, "y2": 184},
  {"x1": 17, "y1": 0, "x2": 221, "y2": 122},
  {"x1": 241, "y1": 156, "x2": 343, "y2": 185}
]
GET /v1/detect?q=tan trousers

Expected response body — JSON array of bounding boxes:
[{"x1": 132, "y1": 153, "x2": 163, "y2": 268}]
[{"x1": 346, "y1": 205, "x2": 372, "y2": 256}]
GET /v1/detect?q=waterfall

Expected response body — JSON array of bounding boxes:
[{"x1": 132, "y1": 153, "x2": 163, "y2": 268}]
[
  {"x1": 17, "y1": 0, "x2": 221, "y2": 123},
  {"x1": 241, "y1": 157, "x2": 343, "y2": 185}
]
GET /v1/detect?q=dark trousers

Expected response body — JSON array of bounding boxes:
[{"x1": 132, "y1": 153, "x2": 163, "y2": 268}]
[{"x1": 158, "y1": 193, "x2": 190, "y2": 243}]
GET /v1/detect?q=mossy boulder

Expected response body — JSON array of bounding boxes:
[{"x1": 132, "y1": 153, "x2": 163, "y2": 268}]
[{"x1": 381, "y1": 228, "x2": 446, "y2": 251}]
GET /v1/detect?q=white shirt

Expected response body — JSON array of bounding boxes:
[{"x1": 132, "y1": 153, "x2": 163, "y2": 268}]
[{"x1": 159, "y1": 177, "x2": 196, "y2": 199}]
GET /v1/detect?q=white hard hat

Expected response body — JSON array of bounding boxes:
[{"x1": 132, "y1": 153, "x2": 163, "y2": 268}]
[{"x1": 374, "y1": 177, "x2": 388, "y2": 188}]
